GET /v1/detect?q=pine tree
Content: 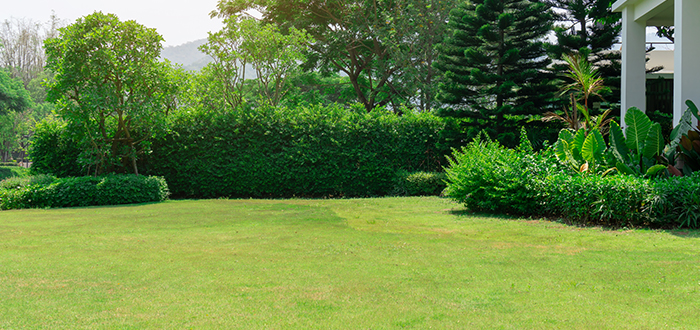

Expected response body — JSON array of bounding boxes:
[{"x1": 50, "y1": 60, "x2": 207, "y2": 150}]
[
  {"x1": 547, "y1": 0, "x2": 621, "y2": 108},
  {"x1": 434, "y1": 0, "x2": 557, "y2": 146}
]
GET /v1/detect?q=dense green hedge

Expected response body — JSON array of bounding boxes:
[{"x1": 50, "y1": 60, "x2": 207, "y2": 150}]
[
  {"x1": 444, "y1": 135, "x2": 700, "y2": 229},
  {"x1": 146, "y1": 105, "x2": 459, "y2": 198},
  {"x1": 28, "y1": 118, "x2": 83, "y2": 177},
  {"x1": 0, "y1": 174, "x2": 169, "y2": 210}
]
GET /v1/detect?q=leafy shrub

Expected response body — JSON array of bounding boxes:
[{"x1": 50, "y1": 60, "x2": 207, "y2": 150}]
[
  {"x1": 146, "y1": 104, "x2": 460, "y2": 198},
  {"x1": 443, "y1": 133, "x2": 557, "y2": 215},
  {"x1": 0, "y1": 166, "x2": 29, "y2": 181},
  {"x1": 0, "y1": 174, "x2": 169, "y2": 210},
  {"x1": 28, "y1": 118, "x2": 83, "y2": 177},
  {"x1": 0, "y1": 174, "x2": 56, "y2": 190},
  {"x1": 540, "y1": 173, "x2": 650, "y2": 227},
  {"x1": 646, "y1": 172, "x2": 700, "y2": 228},
  {"x1": 393, "y1": 171, "x2": 446, "y2": 196}
]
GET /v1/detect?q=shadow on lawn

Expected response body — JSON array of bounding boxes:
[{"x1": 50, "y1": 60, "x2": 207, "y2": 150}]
[{"x1": 446, "y1": 208, "x2": 523, "y2": 221}]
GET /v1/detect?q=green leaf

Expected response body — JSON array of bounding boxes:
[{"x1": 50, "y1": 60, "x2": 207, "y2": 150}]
[
  {"x1": 670, "y1": 108, "x2": 694, "y2": 144},
  {"x1": 642, "y1": 122, "x2": 663, "y2": 158},
  {"x1": 609, "y1": 121, "x2": 629, "y2": 164},
  {"x1": 572, "y1": 128, "x2": 586, "y2": 154},
  {"x1": 686, "y1": 100, "x2": 700, "y2": 121},
  {"x1": 554, "y1": 129, "x2": 574, "y2": 162},
  {"x1": 581, "y1": 129, "x2": 605, "y2": 164},
  {"x1": 624, "y1": 107, "x2": 652, "y2": 151},
  {"x1": 615, "y1": 161, "x2": 637, "y2": 176},
  {"x1": 645, "y1": 164, "x2": 667, "y2": 177}
]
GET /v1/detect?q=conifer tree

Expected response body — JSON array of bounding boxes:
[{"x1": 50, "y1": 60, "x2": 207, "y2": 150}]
[
  {"x1": 547, "y1": 0, "x2": 621, "y2": 107},
  {"x1": 434, "y1": 0, "x2": 557, "y2": 146}
]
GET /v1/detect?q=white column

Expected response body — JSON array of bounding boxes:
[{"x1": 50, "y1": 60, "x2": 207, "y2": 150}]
[
  {"x1": 674, "y1": 0, "x2": 700, "y2": 126},
  {"x1": 620, "y1": 6, "x2": 647, "y2": 127}
]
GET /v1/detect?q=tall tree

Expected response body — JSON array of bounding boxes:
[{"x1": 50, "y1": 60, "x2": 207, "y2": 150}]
[
  {"x1": 212, "y1": 0, "x2": 455, "y2": 112},
  {"x1": 45, "y1": 12, "x2": 175, "y2": 175},
  {"x1": 546, "y1": 0, "x2": 621, "y2": 107},
  {"x1": 0, "y1": 15, "x2": 64, "y2": 86},
  {"x1": 434, "y1": 0, "x2": 557, "y2": 145}
]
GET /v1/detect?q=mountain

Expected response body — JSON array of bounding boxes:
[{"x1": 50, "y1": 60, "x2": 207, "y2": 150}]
[
  {"x1": 160, "y1": 39, "x2": 212, "y2": 71},
  {"x1": 160, "y1": 38, "x2": 256, "y2": 77}
]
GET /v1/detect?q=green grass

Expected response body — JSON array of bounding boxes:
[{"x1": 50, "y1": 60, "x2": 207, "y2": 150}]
[{"x1": 1, "y1": 197, "x2": 699, "y2": 329}]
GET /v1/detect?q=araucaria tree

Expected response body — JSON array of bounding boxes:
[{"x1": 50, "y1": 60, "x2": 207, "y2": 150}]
[
  {"x1": 546, "y1": 0, "x2": 621, "y2": 105},
  {"x1": 434, "y1": 0, "x2": 557, "y2": 145},
  {"x1": 45, "y1": 12, "x2": 173, "y2": 175}
]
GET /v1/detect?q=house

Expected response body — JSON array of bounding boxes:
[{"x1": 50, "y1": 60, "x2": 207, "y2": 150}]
[{"x1": 612, "y1": 0, "x2": 700, "y2": 126}]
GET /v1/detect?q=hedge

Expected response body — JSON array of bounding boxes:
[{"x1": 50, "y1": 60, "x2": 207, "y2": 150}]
[
  {"x1": 145, "y1": 105, "x2": 460, "y2": 198},
  {"x1": 0, "y1": 174, "x2": 170, "y2": 210}
]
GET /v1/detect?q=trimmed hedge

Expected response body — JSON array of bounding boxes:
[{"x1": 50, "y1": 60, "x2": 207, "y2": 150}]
[
  {"x1": 444, "y1": 136, "x2": 700, "y2": 229},
  {"x1": 0, "y1": 174, "x2": 169, "y2": 210},
  {"x1": 393, "y1": 171, "x2": 446, "y2": 196},
  {"x1": 146, "y1": 105, "x2": 460, "y2": 198}
]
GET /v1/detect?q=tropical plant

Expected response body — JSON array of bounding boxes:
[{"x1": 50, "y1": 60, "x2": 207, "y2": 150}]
[
  {"x1": 664, "y1": 100, "x2": 700, "y2": 176},
  {"x1": 543, "y1": 53, "x2": 612, "y2": 134}
]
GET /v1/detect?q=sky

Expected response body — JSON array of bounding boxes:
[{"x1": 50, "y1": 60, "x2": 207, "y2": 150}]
[{"x1": 1, "y1": 0, "x2": 225, "y2": 46}]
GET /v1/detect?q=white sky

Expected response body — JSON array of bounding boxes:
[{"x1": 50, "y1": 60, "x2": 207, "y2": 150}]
[{"x1": 1, "y1": 0, "x2": 225, "y2": 46}]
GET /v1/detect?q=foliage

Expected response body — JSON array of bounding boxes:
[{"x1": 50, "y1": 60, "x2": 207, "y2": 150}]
[
  {"x1": 393, "y1": 171, "x2": 446, "y2": 196},
  {"x1": 213, "y1": 0, "x2": 457, "y2": 112},
  {"x1": 0, "y1": 174, "x2": 169, "y2": 210},
  {"x1": 146, "y1": 104, "x2": 459, "y2": 198},
  {"x1": 0, "y1": 173, "x2": 54, "y2": 190},
  {"x1": 666, "y1": 100, "x2": 700, "y2": 176},
  {"x1": 200, "y1": 18, "x2": 311, "y2": 108},
  {"x1": 443, "y1": 132, "x2": 561, "y2": 215},
  {"x1": 28, "y1": 117, "x2": 83, "y2": 177},
  {"x1": 541, "y1": 172, "x2": 649, "y2": 227},
  {"x1": 435, "y1": 0, "x2": 558, "y2": 143},
  {"x1": 646, "y1": 173, "x2": 700, "y2": 228},
  {"x1": 0, "y1": 15, "x2": 64, "y2": 86},
  {"x1": 0, "y1": 165, "x2": 29, "y2": 181},
  {"x1": 546, "y1": 0, "x2": 621, "y2": 108},
  {"x1": 0, "y1": 69, "x2": 32, "y2": 114},
  {"x1": 544, "y1": 53, "x2": 612, "y2": 134},
  {"x1": 44, "y1": 12, "x2": 175, "y2": 175}
]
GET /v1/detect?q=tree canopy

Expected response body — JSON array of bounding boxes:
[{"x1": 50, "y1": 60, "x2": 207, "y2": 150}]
[{"x1": 45, "y1": 11, "x2": 174, "y2": 175}]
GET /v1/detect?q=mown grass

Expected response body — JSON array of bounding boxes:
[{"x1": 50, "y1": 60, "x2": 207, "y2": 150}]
[{"x1": 1, "y1": 197, "x2": 699, "y2": 329}]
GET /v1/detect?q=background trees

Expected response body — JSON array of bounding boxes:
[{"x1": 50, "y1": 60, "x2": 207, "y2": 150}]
[
  {"x1": 45, "y1": 12, "x2": 176, "y2": 175},
  {"x1": 546, "y1": 0, "x2": 621, "y2": 108},
  {"x1": 212, "y1": 0, "x2": 456, "y2": 112},
  {"x1": 434, "y1": 0, "x2": 558, "y2": 146}
]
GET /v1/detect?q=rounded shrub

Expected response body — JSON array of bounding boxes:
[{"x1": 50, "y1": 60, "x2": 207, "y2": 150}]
[{"x1": 0, "y1": 174, "x2": 169, "y2": 210}]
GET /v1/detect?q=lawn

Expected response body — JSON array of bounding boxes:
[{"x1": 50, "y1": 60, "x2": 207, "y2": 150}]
[{"x1": 1, "y1": 197, "x2": 699, "y2": 329}]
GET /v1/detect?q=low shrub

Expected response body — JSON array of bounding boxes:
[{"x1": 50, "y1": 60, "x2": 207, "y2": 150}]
[
  {"x1": 443, "y1": 129, "x2": 700, "y2": 229},
  {"x1": 0, "y1": 174, "x2": 169, "y2": 210},
  {"x1": 0, "y1": 166, "x2": 29, "y2": 181},
  {"x1": 645, "y1": 172, "x2": 700, "y2": 228},
  {"x1": 540, "y1": 173, "x2": 650, "y2": 227},
  {"x1": 0, "y1": 174, "x2": 56, "y2": 190},
  {"x1": 393, "y1": 171, "x2": 446, "y2": 196},
  {"x1": 443, "y1": 134, "x2": 550, "y2": 215}
]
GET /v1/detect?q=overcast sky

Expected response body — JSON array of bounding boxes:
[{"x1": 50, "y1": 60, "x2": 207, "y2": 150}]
[{"x1": 1, "y1": 0, "x2": 224, "y2": 46}]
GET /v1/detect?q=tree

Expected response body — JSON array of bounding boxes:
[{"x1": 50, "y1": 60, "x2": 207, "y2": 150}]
[
  {"x1": 0, "y1": 15, "x2": 64, "y2": 86},
  {"x1": 0, "y1": 69, "x2": 32, "y2": 114},
  {"x1": 434, "y1": 0, "x2": 557, "y2": 145},
  {"x1": 212, "y1": 0, "x2": 455, "y2": 112},
  {"x1": 200, "y1": 18, "x2": 311, "y2": 108},
  {"x1": 45, "y1": 12, "x2": 174, "y2": 175},
  {"x1": 546, "y1": 0, "x2": 621, "y2": 107}
]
